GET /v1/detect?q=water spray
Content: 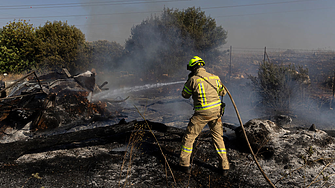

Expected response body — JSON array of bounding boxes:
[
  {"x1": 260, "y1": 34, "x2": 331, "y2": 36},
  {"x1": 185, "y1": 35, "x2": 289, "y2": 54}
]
[{"x1": 92, "y1": 80, "x2": 185, "y2": 101}]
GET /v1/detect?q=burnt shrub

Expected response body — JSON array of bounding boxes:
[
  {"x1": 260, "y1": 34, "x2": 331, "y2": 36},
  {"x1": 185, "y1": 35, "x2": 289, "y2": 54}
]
[{"x1": 248, "y1": 61, "x2": 310, "y2": 112}]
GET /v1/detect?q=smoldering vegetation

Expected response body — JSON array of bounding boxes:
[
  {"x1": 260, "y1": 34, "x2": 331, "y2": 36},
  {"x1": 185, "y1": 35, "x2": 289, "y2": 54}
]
[
  {"x1": 1, "y1": 49, "x2": 335, "y2": 188},
  {"x1": 217, "y1": 49, "x2": 335, "y2": 130},
  {"x1": 83, "y1": 6, "x2": 334, "y2": 130},
  {"x1": 90, "y1": 40, "x2": 335, "y2": 131}
]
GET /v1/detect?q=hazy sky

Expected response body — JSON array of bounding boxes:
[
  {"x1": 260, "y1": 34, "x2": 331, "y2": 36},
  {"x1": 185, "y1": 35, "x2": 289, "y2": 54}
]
[{"x1": 1, "y1": 0, "x2": 334, "y2": 51}]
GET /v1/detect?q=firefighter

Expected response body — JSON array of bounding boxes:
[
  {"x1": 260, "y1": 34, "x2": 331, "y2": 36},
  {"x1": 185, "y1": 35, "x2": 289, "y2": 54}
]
[{"x1": 179, "y1": 56, "x2": 229, "y2": 175}]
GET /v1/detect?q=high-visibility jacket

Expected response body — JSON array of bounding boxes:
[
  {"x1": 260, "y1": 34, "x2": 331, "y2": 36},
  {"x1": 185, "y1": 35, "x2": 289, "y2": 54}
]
[{"x1": 182, "y1": 67, "x2": 226, "y2": 111}]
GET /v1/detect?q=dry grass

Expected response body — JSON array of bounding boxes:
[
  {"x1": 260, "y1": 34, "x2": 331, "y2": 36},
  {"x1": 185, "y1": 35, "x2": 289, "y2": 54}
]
[
  {"x1": 119, "y1": 122, "x2": 145, "y2": 187},
  {"x1": 0, "y1": 73, "x2": 24, "y2": 82},
  {"x1": 118, "y1": 105, "x2": 177, "y2": 187}
]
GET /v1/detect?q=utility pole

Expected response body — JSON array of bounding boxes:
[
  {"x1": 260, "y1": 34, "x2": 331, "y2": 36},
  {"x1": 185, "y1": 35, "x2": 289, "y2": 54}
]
[
  {"x1": 229, "y1": 46, "x2": 232, "y2": 80},
  {"x1": 263, "y1": 47, "x2": 271, "y2": 63}
]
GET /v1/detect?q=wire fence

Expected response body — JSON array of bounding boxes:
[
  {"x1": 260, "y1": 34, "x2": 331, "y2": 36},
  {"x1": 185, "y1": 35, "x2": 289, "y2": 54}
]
[{"x1": 220, "y1": 46, "x2": 335, "y2": 54}]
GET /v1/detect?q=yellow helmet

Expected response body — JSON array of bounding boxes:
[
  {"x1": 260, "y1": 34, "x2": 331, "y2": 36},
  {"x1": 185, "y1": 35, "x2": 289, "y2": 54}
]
[{"x1": 187, "y1": 56, "x2": 205, "y2": 70}]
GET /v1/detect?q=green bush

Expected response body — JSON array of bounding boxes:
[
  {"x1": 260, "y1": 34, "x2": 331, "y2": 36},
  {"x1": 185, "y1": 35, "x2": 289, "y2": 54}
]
[
  {"x1": 87, "y1": 40, "x2": 125, "y2": 72},
  {"x1": 0, "y1": 20, "x2": 40, "y2": 73},
  {"x1": 248, "y1": 61, "x2": 310, "y2": 111},
  {"x1": 124, "y1": 7, "x2": 227, "y2": 78},
  {"x1": 36, "y1": 21, "x2": 87, "y2": 73}
]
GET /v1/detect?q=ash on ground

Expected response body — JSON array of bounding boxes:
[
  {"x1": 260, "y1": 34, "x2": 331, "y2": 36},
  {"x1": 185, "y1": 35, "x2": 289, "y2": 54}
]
[{"x1": 1, "y1": 71, "x2": 335, "y2": 188}]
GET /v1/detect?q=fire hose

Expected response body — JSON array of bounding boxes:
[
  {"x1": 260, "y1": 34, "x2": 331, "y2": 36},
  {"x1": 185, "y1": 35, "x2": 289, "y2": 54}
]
[{"x1": 221, "y1": 83, "x2": 276, "y2": 188}]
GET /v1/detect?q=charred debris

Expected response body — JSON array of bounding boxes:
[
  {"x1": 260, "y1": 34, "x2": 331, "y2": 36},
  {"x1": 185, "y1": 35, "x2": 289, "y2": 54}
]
[
  {"x1": 1, "y1": 69, "x2": 335, "y2": 187},
  {"x1": 0, "y1": 69, "x2": 184, "y2": 160},
  {"x1": 0, "y1": 69, "x2": 112, "y2": 143}
]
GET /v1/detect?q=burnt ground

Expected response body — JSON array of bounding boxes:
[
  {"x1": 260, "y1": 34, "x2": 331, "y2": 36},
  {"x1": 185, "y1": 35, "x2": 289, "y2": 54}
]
[
  {"x1": 0, "y1": 121, "x2": 243, "y2": 188},
  {"x1": 0, "y1": 82, "x2": 242, "y2": 188},
  {"x1": 1, "y1": 76, "x2": 335, "y2": 188}
]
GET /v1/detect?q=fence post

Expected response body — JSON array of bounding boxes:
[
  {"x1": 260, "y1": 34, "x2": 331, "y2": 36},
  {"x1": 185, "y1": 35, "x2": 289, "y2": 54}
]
[
  {"x1": 229, "y1": 45, "x2": 232, "y2": 80},
  {"x1": 331, "y1": 70, "x2": 335, "y2": 109}
]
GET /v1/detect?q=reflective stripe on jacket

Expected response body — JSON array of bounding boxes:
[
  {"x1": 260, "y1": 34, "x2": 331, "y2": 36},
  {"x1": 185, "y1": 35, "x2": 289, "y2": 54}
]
[{"x1": 182, "y1": 67, "x2": 226, "y2": 111}]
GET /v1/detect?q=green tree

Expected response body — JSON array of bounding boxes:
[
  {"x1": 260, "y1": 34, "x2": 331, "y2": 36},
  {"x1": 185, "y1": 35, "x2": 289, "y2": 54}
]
[
  {"x1": 36, "y1": 21, "x2": 87, "y2": 72},
  {"x1": 0, "y1": 20, "x2": 40, "y2": 73},
  {"x1": 88, "y1": 40, "x2": 124, "y2": 72},
  {"x1": 124, "y1": 7, "x2": 227, "y2": 78},
  {"x1": 164, "y1": 7, "x2": 227, "y2": 51}
]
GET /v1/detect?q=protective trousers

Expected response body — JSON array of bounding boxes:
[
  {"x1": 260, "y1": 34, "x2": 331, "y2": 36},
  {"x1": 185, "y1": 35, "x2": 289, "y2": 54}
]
[{"x1": 179, "y1": 109, "x2": 229, "y2": 170}]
